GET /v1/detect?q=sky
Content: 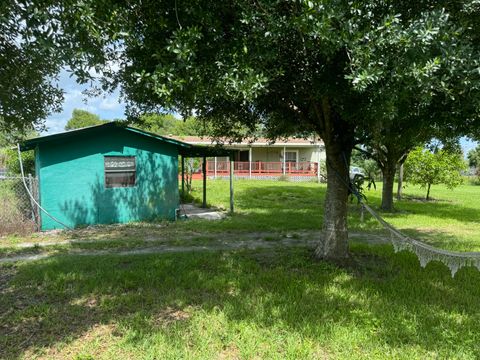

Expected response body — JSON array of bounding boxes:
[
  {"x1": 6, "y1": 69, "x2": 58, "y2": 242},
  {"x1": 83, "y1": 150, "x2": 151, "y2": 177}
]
[
  {"x1": 44, "y1": 70, "x2": 126, "y2": 134},
  {"x1": 45, "y1": 70, "x2": 478, "y2": 154}
]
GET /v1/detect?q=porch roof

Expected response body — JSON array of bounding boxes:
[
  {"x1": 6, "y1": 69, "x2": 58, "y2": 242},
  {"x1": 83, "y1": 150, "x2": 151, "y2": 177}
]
[{"x1": 168, "y1": 135, "x2": 323, "y2": 147}]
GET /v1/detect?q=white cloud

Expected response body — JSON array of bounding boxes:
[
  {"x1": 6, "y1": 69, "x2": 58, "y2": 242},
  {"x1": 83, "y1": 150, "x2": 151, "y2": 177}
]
[
  {"x1": 43, "y1": 69, "x2": 126, "y2": 134},
  {"x1": 99, "y1": 97, "x2": 122, "y2": 111}
]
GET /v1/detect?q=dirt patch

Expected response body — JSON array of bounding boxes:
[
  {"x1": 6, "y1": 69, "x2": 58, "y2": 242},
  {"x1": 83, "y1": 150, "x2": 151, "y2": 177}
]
[
  {"x1": 153, "y1": 306, "x2": 192, "y2": 327},
  {"x1": 0, "y1": 230, "x2": 392, "y2": 264},
  {"x1": 25, "y1": 323, "x2": 122, "y2": 360},
  {"x1": 401, "y1": 195, "x2": 451, "y2": 203},
  {"x1": 217, "y1": 344, "x2": 241, "y2": 360}
]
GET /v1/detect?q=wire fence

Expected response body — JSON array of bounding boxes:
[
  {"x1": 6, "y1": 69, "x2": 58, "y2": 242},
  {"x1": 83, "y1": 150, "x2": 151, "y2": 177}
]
[{"x1": 0, "y1": 176, "x2": 39, "y2": 236}]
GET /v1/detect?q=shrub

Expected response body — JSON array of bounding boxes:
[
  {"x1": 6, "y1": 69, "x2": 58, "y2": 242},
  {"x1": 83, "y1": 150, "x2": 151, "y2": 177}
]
[{"x1": 0, "y1": 180, "x2": 36, "y2": 236}]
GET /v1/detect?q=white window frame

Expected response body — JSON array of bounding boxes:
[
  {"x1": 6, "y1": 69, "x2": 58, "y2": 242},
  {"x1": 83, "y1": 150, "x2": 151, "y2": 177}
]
[{"x1": 282, "y1": 149, "x2": 299, "y2": 163}]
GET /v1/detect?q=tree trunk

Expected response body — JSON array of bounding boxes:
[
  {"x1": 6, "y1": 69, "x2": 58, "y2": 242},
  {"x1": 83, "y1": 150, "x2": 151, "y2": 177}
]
[
  {"x1": 381, "y1": 162, "x2": 396, "y2": 211},
  {"x1": 315, "y1": 147, "x2": 351, "y2": 259},
  {"x1": 314, "y1": 99, "x2": 354, "y2": 260},
  {"x1": 426, "y1": 183, "x2": 431, "y2": 200},
  {"x1": 396, "y1": 163, "x2": 403, "y2": 200}
]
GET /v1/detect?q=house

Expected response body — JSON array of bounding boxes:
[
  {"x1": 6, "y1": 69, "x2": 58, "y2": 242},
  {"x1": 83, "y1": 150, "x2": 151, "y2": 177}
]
[
  {"x1": 20, "y1": 122, "x2": 229, "y2": 230},
  {"x1": 171, "y1": 136, "x2": 325, "y2": 181}
]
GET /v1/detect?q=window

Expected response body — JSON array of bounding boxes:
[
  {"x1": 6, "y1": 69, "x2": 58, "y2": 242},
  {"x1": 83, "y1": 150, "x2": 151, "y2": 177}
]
[
  {"x1": 284, "y1": 151, "x2": 298, "y2": 163},
  {"x1": 104, "y1": 156, "x2": 136, "y2": 188}
]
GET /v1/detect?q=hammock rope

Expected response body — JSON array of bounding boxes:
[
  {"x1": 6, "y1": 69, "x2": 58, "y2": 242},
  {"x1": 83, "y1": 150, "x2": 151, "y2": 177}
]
[
  {"x1": 361, "y1": 202, "x2": 480, "y2": 277},
  {"x1": 324, "y1": 154, "x2": 480, "y2": 277}
]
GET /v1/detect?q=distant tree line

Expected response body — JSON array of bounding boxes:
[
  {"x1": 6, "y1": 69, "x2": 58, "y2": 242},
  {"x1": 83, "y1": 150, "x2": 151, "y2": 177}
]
[{"x1": 64, "y1": 109, "x2": 205, "y2": 137}]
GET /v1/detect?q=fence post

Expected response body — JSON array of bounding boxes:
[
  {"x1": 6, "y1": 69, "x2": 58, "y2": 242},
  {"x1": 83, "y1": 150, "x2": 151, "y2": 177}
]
[
  {"x1": 249, "y1": 148, "x2": 252, "y2": 179},
  {"x1": 27, "y1": 174, "x2": 37, "y2": 227}
]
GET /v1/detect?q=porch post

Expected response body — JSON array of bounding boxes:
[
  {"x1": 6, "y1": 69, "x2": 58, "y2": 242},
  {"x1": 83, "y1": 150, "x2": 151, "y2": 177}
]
[
  {"x1": 214, "y1": 156, "x2": 217, "y2": 179},
  {"x1": 249, "y1": 147, "x2": 252, "y2": 179},
  {"x1": 202, "y1": 156, "x2": 207, "y2": 208},
  {"x1": 283, "y1": 146, "x2": 286, "y2": 175},
  {"x1": 230, "y1": 156, "x2": 234, "y2": 213},
  {"x1": 181, "y1": 155, "x2": 185, "y2": 196},
  {"x1": 317, "y1": 144, "x2": 321, "y2": 183}
]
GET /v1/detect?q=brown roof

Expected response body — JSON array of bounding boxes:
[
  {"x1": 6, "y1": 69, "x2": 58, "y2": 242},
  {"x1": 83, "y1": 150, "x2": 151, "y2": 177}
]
[{"x1": 167, "y1": 135, "x2": 323, "y2": 147}]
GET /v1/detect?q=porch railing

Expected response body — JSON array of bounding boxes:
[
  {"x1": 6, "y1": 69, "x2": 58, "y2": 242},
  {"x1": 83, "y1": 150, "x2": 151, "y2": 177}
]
[{"x1": 206, "y1": 161, "x2": 319, "y2": 176}]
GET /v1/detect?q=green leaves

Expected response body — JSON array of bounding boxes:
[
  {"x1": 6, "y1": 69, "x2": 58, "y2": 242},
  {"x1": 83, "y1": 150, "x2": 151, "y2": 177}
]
[
  {"x1": 64, "y1": 109, "x2": 107, "y2": 131},
  {"x1": 405, "y1": 146, "x2": 467, "y2": 199},
  {"x1": 0, "y1": 0, "x2": 120, "y2": 135},
  {"x1": 467, "y1": 145, "x2": 480, "y2": 168}
]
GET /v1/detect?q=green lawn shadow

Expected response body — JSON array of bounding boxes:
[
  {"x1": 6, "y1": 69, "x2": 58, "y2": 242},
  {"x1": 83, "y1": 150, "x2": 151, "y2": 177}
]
[{"x1": 2, "y1": 248, "x2": 480, "y2": 358}]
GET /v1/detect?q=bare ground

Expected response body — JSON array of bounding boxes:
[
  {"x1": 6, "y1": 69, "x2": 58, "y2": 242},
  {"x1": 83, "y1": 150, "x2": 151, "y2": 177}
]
[{"x1": 0, "y1": 230, "x2": 389, "y2": 264}]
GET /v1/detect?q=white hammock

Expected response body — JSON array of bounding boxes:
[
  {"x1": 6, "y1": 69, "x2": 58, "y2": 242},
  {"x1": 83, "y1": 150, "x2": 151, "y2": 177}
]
[{"x1": 362, "y1": 203, "x2": 480, "y2": 277}]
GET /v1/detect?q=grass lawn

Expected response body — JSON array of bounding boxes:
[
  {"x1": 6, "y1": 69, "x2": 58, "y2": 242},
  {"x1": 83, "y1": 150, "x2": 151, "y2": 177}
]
[
  {"x1": 185, "y1": 179, "x2": 480, "y2": 252},
  {"x1": 1, "y1": 180, "x2": 480, "y2": 359}
]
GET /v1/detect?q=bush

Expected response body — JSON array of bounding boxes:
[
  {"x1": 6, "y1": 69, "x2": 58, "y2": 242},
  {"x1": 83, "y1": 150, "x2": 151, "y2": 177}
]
[
  {"x1": 0, "y1": 180, "x2": 36, "y2": 235},
  {"x1": 4, "y1": 148, "x2": 35, "y2": 175}
]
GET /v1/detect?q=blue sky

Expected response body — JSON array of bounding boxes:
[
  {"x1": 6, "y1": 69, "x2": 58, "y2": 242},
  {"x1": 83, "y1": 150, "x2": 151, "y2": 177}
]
[
  {"x1": 46, "y1": 70, "x2": 478, "y2": 154},
  {"x1": 44, "y1": 70, "x2": 126, "y2": 134}
]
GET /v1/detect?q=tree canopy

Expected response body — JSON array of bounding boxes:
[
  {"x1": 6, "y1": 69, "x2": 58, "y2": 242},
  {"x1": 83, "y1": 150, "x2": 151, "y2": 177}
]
[
  {"x1": 5, "y1": 1, "x2": 480, "y2": 259},
  {"x1": 0, "y1": 1, "x2": 116, "y2": 134},
  {"x1": 405, "y1": 146, "x2": 466, "y2": 200},
  {"x1": 64, "y1": 109, "x2": 107, "y2": 130},
  {"x1": 62, "y1": 0, "x2": 480, "y2": 259},
  {"x1": 467, "y1": 145, "x2": 480, "y2": 169},
  {"x1": 136, "y1": 114, "x2": 205, "y2": 136}
]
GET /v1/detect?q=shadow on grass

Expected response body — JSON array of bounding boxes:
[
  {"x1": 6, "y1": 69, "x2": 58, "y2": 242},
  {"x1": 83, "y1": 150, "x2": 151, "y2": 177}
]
[
  {"x1": 387, "y1": 198, "x2": 480, "y2": 224},
  {"x1": 188, "y1": 183, "x2": 480, "y2": 234},
  {"x1": 1, "y1": 246, "x2": 480, "y2": 358},
  {"x1": 178, "y1": 184, "x2": 327, "y2": 232},
  {"x1": 395, "y1": 228, "x2": 480, "y2": 252}
]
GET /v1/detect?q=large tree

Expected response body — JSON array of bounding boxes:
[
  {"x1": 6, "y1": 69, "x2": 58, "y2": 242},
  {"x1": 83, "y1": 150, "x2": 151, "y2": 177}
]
[
  {"x1": 63, "y1": 1, "x2": 480, "y2": 259},
  {"x1": 354, "y1": 1, "x2": 480, "y2": 211},
  {"x1": 110, "y1": 2, "x2": 480, "y2": 258}
]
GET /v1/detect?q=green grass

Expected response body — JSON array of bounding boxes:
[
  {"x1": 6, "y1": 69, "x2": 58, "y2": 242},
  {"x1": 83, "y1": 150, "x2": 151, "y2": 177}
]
[
  {"x1": 2, "y1": 179, "x2": 480, "y2": 359},
  {"x1": 1, "y1": 247, "x2": 480, "y2": 359},
  {"x1": 3, "y1": 179, "x2": 480, "y2": 252},
  {"x1": 184, "y1": 179, "x2": 480, "y2": 252}
]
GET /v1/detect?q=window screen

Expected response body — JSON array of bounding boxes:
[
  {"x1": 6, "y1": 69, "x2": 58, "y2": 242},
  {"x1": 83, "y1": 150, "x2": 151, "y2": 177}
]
[
  {"x1": 104, "y1": 156, "x2": 136, "y2": 188},
  {"x1": 284, "y1": 151, "x2": 297, "y2": 162}
]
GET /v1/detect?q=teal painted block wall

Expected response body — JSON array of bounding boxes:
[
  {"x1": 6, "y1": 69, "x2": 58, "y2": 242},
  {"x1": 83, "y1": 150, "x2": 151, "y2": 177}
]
[{"x1": 36, "y1": 127, "x2": 179, "y2": 230}]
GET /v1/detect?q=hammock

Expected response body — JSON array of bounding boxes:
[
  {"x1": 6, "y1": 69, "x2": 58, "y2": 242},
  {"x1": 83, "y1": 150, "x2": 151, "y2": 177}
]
[{"x1": 362, "y1": 203, "x2": 480, "y2": 277}]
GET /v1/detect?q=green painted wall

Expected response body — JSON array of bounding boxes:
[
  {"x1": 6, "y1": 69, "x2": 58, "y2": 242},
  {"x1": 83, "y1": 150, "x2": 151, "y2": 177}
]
[{"x1": 36, "y1": 127, "x2": 179, "y2": 230}]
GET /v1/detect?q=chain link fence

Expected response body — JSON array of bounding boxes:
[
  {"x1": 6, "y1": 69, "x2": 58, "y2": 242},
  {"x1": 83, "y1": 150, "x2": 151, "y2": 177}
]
[{"x1": 0, "y1": 176, "x2": 39, "y2": 236}]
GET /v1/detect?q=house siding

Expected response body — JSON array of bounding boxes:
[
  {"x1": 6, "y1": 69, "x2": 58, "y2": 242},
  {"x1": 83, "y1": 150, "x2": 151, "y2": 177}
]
[
  {"x1": 211, "y1": 146, "x2": 325, "y2": 163},
  {"x1": 37, "y1": 128, "x2": 179, "y2": 230}
]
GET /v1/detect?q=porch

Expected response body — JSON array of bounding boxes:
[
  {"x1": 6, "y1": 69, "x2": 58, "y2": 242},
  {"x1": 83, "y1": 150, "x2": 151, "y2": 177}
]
[{"x1": 206, "y1": 160, "x2": 320, "y2": 177}]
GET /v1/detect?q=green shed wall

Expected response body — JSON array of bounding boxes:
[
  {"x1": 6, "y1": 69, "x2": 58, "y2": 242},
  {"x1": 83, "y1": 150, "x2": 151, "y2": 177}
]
[{"x1": 36, "y1": 127, "x2": 179, "y2": 230}]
